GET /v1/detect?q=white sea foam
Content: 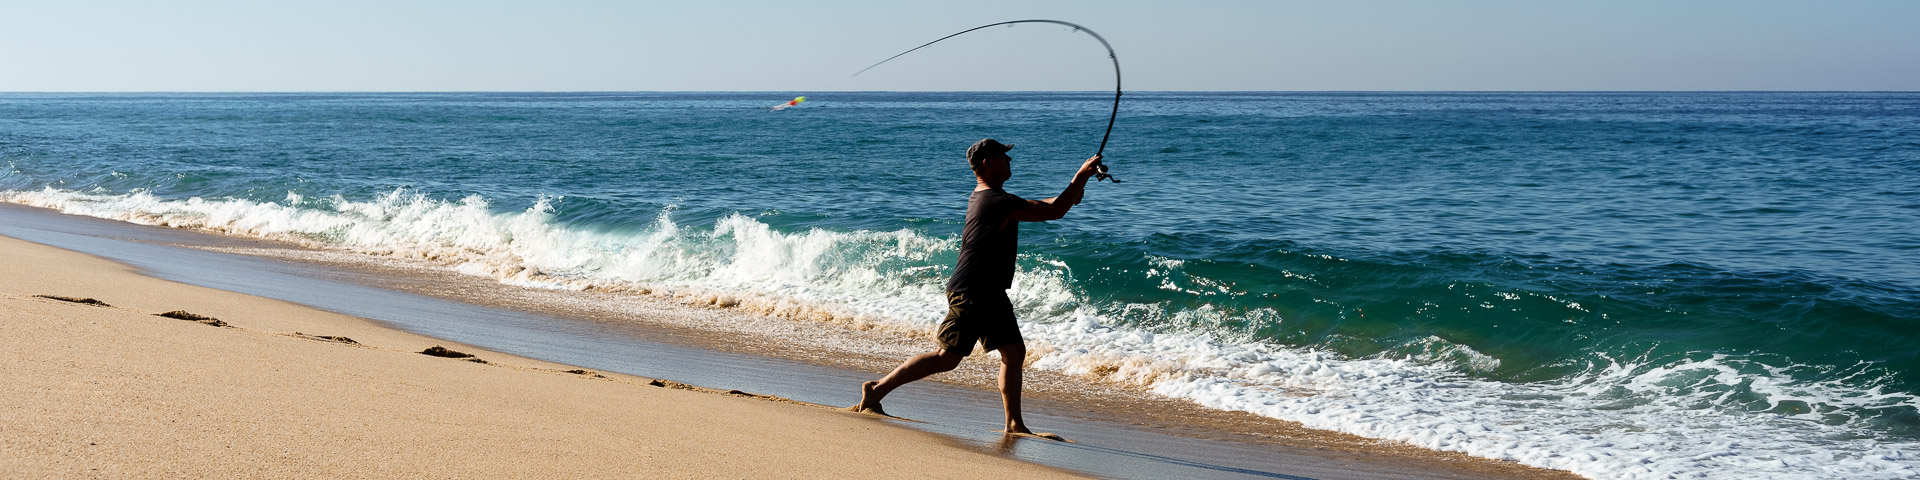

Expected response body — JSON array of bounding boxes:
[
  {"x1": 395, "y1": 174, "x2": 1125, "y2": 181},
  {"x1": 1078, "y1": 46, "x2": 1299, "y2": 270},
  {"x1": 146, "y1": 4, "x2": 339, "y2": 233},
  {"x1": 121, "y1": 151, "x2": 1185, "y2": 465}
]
[{"x1": 5, "y1": 185, "x2": 1918, "y2": 479}]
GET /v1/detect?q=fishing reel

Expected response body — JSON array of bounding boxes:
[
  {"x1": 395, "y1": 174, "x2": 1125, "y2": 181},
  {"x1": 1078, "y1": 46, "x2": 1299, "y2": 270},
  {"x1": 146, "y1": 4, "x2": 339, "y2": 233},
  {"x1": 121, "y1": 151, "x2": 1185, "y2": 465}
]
[{"x1": 1093, "y1": 160, "x2": 1118, "y2": 183}]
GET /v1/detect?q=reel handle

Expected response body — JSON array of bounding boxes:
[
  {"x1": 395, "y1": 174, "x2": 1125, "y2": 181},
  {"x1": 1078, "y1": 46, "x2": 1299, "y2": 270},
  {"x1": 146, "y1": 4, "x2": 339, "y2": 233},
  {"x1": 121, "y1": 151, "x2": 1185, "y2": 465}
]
[{"x1": 1092, "y1": 160, "x2": 1118, "y2": 183}]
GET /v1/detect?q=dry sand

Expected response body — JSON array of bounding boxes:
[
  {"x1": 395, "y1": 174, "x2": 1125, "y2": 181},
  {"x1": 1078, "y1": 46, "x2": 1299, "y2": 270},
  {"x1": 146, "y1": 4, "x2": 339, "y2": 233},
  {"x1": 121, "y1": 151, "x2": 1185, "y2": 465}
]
[{"x1": 0, "y1": 235, "x2": 1081, "y2": 478}]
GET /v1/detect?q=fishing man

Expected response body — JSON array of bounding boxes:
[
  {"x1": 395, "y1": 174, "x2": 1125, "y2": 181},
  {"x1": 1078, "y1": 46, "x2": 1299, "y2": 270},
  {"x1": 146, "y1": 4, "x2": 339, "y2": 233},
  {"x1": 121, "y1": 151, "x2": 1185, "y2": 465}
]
[{"x1": 858, "y1": 138, "x2": 1102, "y2": 435}]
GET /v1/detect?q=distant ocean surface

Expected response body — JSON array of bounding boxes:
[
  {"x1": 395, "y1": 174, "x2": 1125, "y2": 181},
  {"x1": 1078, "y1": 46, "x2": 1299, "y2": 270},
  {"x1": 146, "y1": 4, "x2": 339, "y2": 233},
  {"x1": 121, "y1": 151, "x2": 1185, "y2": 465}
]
[{"x1": 3, "y1": 92, "x2": 1917, "y2": 479}]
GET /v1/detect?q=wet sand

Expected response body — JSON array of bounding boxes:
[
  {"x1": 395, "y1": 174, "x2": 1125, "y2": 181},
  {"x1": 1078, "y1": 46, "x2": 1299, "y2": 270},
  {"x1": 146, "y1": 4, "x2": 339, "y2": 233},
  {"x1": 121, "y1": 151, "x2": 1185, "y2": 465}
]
[{"x1": 1, "y1": 203, "x2": 1579, "y2": 479}]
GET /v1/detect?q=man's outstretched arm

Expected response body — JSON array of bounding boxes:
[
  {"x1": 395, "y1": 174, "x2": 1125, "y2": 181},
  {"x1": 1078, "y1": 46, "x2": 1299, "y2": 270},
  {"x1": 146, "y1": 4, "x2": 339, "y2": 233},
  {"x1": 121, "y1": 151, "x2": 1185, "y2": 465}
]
[{"x1": 1010, "y1": 155, "x2": 1102, "y2": 222}]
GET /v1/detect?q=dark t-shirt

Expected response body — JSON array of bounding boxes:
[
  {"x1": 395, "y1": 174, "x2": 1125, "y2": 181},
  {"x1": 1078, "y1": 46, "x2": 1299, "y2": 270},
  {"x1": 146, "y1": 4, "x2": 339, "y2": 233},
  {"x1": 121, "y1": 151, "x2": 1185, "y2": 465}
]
[{"x1": 945, "y1": 188, "x2": 1027, "y2": 293}]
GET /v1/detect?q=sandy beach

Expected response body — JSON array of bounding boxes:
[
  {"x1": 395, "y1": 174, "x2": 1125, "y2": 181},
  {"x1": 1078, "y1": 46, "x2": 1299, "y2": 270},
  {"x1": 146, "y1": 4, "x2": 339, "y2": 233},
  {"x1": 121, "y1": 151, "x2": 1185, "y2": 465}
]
[{"x1": 0, "y1": 234, "x2": 1084, "y2": 478}]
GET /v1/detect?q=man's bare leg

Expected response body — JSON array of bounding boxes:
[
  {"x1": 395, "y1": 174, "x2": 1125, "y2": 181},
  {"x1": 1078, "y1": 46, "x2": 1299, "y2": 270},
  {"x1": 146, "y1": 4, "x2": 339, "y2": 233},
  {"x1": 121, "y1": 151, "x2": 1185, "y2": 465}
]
[
  {"x1": 996, "y1": 342, "x2": 1032, "y2": 434},
  {"x1": 859, "y1": 349, "x2": 965, "y2": 415}
]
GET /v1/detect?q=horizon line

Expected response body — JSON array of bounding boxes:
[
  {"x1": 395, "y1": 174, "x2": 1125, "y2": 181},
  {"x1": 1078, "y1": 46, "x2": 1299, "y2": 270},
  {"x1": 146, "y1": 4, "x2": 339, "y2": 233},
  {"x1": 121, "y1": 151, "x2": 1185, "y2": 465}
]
[{"x1": 3, "y1": 89, "x2": 1917, "y2": 94}]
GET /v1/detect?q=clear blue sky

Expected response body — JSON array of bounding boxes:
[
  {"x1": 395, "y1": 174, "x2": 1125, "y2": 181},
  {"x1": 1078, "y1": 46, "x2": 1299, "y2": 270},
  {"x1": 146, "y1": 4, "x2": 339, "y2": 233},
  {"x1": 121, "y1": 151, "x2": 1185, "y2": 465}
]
[{"x1": 4, "y1": 0, "x2": 1916, "y2": 91}]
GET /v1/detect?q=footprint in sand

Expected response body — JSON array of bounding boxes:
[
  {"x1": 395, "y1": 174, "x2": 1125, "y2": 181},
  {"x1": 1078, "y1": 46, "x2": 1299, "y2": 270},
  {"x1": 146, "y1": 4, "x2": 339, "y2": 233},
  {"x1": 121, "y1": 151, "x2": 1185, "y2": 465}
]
[
  {"x1": 294, "y1": 332, "x2": 359, "y2": 344},
  {"x1": 420, "y1": 345, "x2": 474, "y2": 358},
  {"x1": 32, "y1": 295, "x2": 110, "y2": 307},
  {"x1": 155, "y1": 310, "x2": 228, "y2": 327},
  {"x1": 420, "y1": 345, "x2": 487, "y2": 364}
]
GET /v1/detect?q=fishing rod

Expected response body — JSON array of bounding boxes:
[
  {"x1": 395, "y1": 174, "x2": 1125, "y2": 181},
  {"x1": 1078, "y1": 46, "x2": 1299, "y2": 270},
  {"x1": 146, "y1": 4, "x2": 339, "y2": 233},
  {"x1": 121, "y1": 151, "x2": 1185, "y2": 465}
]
[{"x1": 854, "y1": 19, "x2": 1121, "y2": 183}]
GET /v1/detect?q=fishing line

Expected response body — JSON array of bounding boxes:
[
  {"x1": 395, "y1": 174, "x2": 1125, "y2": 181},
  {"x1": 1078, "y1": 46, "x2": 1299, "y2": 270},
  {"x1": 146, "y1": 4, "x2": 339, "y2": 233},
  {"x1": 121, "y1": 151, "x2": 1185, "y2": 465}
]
[{"x1": 854, "y1": 19, "x2": 1121, "y2": 182}]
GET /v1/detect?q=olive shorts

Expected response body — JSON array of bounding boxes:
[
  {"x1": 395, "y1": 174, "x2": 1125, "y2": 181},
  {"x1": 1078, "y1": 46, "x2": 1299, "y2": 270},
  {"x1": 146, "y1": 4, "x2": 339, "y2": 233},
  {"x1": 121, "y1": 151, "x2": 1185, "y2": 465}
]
[{"x1": 934, "y1": 290, "x2": 1022, "y2": 355}]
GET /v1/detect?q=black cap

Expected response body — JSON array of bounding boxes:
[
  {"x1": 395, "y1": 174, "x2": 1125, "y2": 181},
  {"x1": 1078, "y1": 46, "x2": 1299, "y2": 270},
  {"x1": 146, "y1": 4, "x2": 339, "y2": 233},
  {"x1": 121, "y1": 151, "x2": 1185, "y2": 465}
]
[{"x1": 966, "y1": 138, "x2": 1014, "y2": 168}]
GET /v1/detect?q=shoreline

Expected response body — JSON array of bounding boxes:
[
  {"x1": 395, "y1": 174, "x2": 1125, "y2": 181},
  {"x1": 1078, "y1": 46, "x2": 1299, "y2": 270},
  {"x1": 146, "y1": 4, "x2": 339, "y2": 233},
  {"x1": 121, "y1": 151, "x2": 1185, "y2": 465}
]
[{"x1": 0, "y1": 203, "x2": 1579, "y2": 479}]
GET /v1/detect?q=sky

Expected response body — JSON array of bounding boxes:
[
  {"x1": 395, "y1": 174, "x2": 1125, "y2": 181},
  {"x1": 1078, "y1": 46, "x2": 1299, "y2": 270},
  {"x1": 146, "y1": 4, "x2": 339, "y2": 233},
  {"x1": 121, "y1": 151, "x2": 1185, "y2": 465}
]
[{"x1": 3, "y1": 0, "x2": 1917, "y2": 92}]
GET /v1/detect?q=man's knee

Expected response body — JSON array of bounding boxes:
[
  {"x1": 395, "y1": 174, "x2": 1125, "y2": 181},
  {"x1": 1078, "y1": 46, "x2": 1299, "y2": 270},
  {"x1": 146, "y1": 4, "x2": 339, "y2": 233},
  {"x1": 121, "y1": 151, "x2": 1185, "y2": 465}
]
[
  {"x1": 996, "y1": 343, "x2": 1026, "y2": 366},
  {"x1": 932, "y1": 349, "x2": 967, "y2": 371}
]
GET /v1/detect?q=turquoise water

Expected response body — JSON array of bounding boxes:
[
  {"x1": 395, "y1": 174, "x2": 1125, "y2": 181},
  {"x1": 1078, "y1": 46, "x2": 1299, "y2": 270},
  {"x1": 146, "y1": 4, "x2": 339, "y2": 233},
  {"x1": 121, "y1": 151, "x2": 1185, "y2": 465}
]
[{"x1": 3, "y1": 92, "x2": 1917, "y2": 478}]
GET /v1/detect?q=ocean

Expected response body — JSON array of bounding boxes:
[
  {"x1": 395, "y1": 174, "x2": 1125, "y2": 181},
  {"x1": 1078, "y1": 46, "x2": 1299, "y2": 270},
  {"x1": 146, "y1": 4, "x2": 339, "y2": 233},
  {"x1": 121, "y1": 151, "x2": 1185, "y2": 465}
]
[{"x1": 3, "y1": 91, "x2": 1916, "y2": 479}]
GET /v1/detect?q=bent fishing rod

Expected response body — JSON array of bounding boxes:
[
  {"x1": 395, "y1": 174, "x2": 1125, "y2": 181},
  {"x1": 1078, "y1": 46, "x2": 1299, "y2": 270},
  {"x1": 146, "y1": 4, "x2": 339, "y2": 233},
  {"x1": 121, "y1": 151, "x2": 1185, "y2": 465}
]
[{"x1": 855, "y1": 19, "x2": 1121, "y2": 183}]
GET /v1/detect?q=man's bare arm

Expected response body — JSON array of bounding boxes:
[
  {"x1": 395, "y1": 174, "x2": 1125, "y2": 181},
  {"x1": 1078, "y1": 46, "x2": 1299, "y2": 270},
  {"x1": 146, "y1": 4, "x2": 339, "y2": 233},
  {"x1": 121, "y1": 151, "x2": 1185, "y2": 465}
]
[{"x1": 1010, "y1": 155, "x2": 1102, "y2": 222}]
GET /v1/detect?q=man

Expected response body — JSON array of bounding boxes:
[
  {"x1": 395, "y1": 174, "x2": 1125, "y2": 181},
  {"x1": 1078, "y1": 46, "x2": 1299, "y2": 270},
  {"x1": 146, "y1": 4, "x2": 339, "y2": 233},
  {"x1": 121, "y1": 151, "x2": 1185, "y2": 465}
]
[{"x1": 858, "y1": 138, "x2": 1102, "y2": 435}]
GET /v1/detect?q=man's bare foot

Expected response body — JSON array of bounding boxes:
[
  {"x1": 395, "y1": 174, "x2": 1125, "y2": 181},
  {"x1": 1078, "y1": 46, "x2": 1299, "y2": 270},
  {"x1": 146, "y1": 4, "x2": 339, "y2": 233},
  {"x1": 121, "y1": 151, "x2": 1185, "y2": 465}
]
[
  {"x1": 856, "y1": 381, "x2": 889, "y2": 416},
  {"x1": 1004, "y1": 421, "x2": 1033, "y2": 435},
  {"x1": 1003, "y1": 430, "x2": 1068, "y2": 442}
]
